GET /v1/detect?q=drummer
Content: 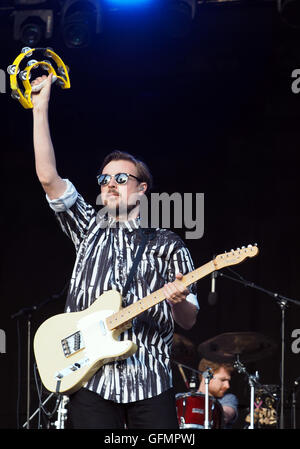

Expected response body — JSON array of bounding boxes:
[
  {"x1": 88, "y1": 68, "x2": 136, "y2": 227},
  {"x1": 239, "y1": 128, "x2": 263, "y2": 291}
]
[{"x1": 197, "y1": 358, "x2": 238, "y2": 428}]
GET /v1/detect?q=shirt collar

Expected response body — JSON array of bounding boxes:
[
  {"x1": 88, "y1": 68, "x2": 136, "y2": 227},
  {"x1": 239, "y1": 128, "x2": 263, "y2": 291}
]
[{"x1": 96, "y1": 211, "x2": 141, "y2": 232}]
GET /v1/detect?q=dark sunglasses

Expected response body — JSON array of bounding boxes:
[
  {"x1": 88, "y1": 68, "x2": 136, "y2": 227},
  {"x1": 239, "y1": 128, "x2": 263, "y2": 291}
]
[{"x1": 97, "y1": 172, "x2": 142, "y2": 186}]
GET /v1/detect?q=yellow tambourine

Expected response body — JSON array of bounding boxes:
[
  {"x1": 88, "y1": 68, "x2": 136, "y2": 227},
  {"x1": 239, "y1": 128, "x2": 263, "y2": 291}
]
[{"x1": 7, "y1": 47, "x2": 70, "y2": 109}]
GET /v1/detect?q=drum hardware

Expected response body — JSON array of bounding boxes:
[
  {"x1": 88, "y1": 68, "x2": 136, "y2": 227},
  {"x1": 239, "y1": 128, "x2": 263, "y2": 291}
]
[
  {"x1": 188, "y1": 375, "x2": 198, "y2": 392},
  {"x1": 291, "y1": 376, "x2": 300, "y2": 429},
  {"x1": 172, "y1": 359, "x2": 219, "y2": 429},
  {"x1": 22, "y1": 393, "x2": 55, "y2": 428},
  {"x1": 202, "y1": 368, "x2": 214, "y2": 429},
  {"x1": 54, "y1": 395, "x2": 69, "y2": 429},
  {"x1": 11, "y1": 283, "x2": 69, "y2": 429},
  {"x1": 172, "y1": 333, "x2": 198, "y2": 365},
  {"x1": 197, "y1": 331, "x2": 277, "y2": 365},
  {"x1": 210, "y1": 267, "x2": 300, "y2": 429},
  {"x1": 245, "y1": 384, "x2": 279, "y2": 428},
  {"x1": 175, "y1": 392, "x2": 223, "y2": 430},
  {"x1": 234, "y1": 356, "x2": 261, "y2": 429}
]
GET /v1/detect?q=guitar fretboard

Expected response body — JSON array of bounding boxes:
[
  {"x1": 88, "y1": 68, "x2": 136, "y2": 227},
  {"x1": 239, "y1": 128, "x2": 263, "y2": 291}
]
[{"x1": 105, "y1": 260, "x2": 216, "y2": 331}]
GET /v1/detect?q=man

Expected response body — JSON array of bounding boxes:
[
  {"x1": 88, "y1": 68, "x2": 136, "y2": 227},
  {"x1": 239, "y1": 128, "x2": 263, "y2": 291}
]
[
  {"x1": 31, "y1": 74, "x2": 199, "y2": 429},
  {"x1": 198, "y1": 358, "x2": 238, "y2": 428}
]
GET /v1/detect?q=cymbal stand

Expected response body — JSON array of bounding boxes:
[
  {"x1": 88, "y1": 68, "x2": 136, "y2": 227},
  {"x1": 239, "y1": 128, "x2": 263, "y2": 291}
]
[
  {"x1": 22, "y1": 393, "x2": 54, "y2": 428},
  {"x1": 202, "y1": 368, "x2": 213, "y2": 429},
  {"x1": 218, "y1": 268, "x2": 300, "y2": 429},
  {"x1": 11, "y1": 281, "x2": 69, "y2": 429},
  {"x1": 234, "y1": 356, "x2": 260, "y2": 429}
]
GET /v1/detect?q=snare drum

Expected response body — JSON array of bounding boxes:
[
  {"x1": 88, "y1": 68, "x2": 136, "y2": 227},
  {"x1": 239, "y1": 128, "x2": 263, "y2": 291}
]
[{"x1": 176, "y1": 392, "x2": 223, "y2": 429}]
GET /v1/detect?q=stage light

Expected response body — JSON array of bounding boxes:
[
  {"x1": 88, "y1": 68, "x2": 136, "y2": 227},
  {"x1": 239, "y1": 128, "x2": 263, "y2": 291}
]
[
  {"x1": 14, "y1": 0, "x2": 47, "y2": 4},
  {"x1": 61, "y1": 0, "x2": 102, "y2": 48},
  {"x1": 103, "y1": 0, "x2": 153, "y2": 6},
  {"x1": 160, "y1": 0, "x2": 197, "y2": 38},
  {"x1": 13, "y1": 9, "x2": 53, "y2": 46},
  {"x1": 278, "y1": 0, "x2": 300, "y2": 27}
]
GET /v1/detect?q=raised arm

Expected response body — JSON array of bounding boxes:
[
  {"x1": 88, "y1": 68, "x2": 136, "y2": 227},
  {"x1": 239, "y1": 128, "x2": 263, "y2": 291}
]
[{"x1": 32, "y1": 73, "x2": 66, "y2": 200}]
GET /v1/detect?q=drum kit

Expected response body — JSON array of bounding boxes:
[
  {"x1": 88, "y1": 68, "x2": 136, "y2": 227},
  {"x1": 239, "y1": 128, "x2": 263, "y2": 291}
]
[{"x1": 172, "y1": 331, "x2": 285, "y2": 429}]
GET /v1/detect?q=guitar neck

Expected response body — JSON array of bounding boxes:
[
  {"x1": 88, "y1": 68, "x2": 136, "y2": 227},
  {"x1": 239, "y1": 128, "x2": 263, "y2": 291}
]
[{"x1": 105, "y1": 260, "x2": 216, "y2": 331}]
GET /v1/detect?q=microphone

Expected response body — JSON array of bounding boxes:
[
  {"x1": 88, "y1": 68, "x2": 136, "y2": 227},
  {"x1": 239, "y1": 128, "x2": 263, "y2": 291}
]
[{"x1": 208, "y1": 271, "x2": 218, "y2": 306}]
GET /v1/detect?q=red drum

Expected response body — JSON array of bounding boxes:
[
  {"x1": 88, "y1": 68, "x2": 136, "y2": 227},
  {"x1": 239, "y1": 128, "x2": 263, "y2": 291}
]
[{"x1": 176, "y1": 392, "x2": 223, "y2": 429}]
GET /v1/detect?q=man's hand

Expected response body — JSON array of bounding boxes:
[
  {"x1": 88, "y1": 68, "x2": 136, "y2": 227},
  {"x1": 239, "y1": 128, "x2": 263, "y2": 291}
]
[
  {"x1": 163, "y1": 273, "x2": 189, "y2": 306},
  {"x1": 31, "y1": 73, "x2": 53, "y2": 110},
  {"x1": 163, "y1": 273, "x2": 198, "y2": 329}
]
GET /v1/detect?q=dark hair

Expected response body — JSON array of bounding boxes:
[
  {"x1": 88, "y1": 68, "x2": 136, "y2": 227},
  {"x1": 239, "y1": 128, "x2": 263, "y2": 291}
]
[{"x1": 99, "y1": 150, "x2": 153, "y2": 192}]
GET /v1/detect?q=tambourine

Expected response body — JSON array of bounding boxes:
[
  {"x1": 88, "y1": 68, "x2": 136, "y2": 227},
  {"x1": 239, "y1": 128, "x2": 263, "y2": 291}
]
[{"x1": 7, "y1": 47, "x2": 70, "y2": 109}]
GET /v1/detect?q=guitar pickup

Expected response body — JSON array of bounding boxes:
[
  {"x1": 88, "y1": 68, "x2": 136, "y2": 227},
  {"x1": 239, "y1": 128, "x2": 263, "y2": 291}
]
[{"x1": 61, "y1": 331, "x2": 84, "y2": 357}]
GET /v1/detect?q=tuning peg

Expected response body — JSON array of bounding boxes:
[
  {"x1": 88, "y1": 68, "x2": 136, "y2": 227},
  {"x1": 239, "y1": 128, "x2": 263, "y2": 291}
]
[
  {"x1": 242, "y1": 246, "x2": 245, "y2": 249},
  {"x1": 247, "y1": 244, "x2": 252, "y2": 248}
]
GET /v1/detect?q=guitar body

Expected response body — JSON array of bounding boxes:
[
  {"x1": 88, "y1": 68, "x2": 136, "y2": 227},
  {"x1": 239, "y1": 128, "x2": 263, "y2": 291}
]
[
  {"x1": 33, "y1": 245, "x2": 258, "y2": 395},
  {"x1": 33, "y1": 290, "x2": 137, "y2": 395}
]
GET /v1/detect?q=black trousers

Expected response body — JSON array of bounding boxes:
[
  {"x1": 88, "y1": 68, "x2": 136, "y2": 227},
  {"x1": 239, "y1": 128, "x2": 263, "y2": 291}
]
[{"x1": 68, "y1": 387, "x2": 179, "y2": 429}]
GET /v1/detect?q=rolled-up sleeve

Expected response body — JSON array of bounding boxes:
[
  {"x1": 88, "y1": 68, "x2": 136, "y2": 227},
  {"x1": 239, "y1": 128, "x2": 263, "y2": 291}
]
[
  {"x1": 46, "y1": 179, "x2": 96, "y2": 250},
  {"x1": 46, "y1": 179, "x2": 78, "y2": 212}
]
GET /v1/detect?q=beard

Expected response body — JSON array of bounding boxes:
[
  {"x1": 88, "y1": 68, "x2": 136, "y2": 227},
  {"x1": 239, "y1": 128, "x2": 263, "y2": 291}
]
[{"x1": 103, "y1": 196, "x2": 139, "y2": 220}]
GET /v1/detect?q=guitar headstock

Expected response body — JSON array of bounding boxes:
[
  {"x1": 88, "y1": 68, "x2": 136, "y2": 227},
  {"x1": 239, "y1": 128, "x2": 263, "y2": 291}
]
[{"x1": 214, "y1": 244, "x2": 259, "y2": 270}]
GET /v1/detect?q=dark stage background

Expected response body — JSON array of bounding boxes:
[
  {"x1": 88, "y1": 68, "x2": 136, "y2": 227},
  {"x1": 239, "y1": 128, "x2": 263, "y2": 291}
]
[{"x1": 0, "y1": 0, "x2": 300, "y2": 430}]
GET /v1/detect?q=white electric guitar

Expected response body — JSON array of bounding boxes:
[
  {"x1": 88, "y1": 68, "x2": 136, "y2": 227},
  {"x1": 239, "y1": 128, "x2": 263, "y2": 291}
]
[{"x1": 33, "y1": 245, "x2": 259, "y2": 395}]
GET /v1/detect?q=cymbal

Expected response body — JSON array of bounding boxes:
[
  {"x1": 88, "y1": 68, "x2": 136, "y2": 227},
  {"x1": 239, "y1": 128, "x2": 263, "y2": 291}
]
[
  {"x1": 171, "y1": 333, "x2": 197, "y2": 364},
  {"x1": 197, "y1": 332, "x2": 277, "y2": 364}
]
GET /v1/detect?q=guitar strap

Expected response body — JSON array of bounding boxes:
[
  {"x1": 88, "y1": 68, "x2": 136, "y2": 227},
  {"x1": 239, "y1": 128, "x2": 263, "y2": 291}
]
[{"x1": 122, "y1": 227, "x2": 156, "y2": 301}]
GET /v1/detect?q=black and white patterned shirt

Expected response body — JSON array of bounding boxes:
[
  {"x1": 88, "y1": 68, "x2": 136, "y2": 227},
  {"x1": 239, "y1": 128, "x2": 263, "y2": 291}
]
[{"x1": 47, "y1": 179, "x2": 199, "y2": 403}]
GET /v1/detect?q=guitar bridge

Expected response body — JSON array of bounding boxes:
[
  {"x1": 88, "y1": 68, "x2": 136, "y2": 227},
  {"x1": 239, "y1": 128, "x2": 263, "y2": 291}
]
[{"x1": 61, "y1": 331, "x2": 84, "y2": 357}]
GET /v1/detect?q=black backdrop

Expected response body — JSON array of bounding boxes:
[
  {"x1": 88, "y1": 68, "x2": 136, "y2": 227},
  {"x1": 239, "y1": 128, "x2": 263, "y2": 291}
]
[{"x1": 0, "y1": 1, "x2": 300, "y2": 430}]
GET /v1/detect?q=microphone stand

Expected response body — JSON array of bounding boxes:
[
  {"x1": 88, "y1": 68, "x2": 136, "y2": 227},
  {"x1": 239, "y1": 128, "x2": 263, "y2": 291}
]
[
  {"x1": 11, "y1": 306, "x2": 37, "y2": 429},
  {"x1": 234, "y1": 356, "x2": 261, "y2": 429},
  {"x1": 216, "y1": 268, "x2": 300, "y2": 429},
  {"x1": 11, "y1": 282, "x2": 69, "y2": 429},
  {"x1": 291, "y1": 377, "x2": 300, "y2": 429}
]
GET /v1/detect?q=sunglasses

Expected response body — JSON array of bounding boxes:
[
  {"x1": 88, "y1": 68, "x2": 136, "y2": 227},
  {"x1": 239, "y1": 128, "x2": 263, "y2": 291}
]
[{"x1": 97, "y1": 172, "x2": 142, "y2": 186}]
